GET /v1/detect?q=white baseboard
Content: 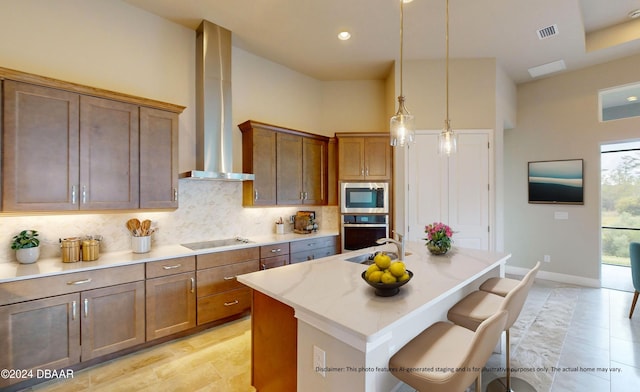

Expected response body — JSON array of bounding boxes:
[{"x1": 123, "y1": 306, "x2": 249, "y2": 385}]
[{"x1": 506, "y1": 265, "x2": 600, "y2": 288}]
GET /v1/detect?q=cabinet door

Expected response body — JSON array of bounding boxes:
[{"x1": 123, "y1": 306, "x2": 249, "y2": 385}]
[
  {"x1": 140, "y1": 107, "x2": 178, "y2": 209},
  {"x1": 2, "y1": 81, "x2": 80, "y2": 211},
  {"x1": 242, "y1": 127, "x2": 277, "y2": 205},
  {"x1": 302, "y1": 137, "x2": 327, "y2": 205},
  {"x1": 79, "y1": 96, "x2": 139, "y2": 210},
  {"x1": 0, "y1": 293, "x2": 80, "y2": 388},
  {"x1": 80, "y1": 281, "x2": 145, "y2": 361},
  {"x1": 407, "y1": 131, "x2": 491, "y2": 250},
  {"x1": 338, "y1": 137, "x2": 365, "y2": 180},
  {"x1": 276, "y1": 132, "x2": 303, "y2": 205},
  {"x1": 146, "y1": 272, "x2": 196, "y2": 340},
  {"x1": 363, "y1": 137, "x2": 392, "y2": 180}
]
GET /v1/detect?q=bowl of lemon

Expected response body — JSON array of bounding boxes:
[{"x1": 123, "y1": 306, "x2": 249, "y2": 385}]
[{"x1": 362, "y1": 252, "x2": 413, "y2": 297}]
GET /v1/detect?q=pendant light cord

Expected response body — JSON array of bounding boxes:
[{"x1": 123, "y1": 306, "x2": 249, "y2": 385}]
[
  {"x1": 445, "y1": 0, "x2": 449, "y2": 122},
  {"x1": 400, "y1": 0, "x2": 405, "y2": 98}
]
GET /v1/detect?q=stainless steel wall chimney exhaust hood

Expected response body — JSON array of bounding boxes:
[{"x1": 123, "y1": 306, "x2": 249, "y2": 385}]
[{"x1": 179, "y1": 20, "x2": 255, "y2": 181}]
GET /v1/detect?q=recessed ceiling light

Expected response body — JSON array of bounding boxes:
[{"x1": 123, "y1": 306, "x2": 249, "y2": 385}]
[
  {"x1": 627, "y1": 96, "x2": 638, "y2": 102},
  {"x1": 629, "y1": 9, "x2": 640, "y2": 19},
  {"x1": 338, "y1": 31, "x2": 351, "y2": 41}
]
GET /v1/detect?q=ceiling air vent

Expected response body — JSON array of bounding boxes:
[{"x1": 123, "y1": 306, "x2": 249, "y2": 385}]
[{"x1": 537, "y1": 24, "x2": 558, "y2": 40}]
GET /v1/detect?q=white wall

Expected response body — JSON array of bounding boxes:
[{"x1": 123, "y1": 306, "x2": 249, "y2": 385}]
[
  {"x1": 0, "y1": 0, "x2": 386, "y2": 262},
  {"x1": 393, "y1": 58, "x2": 503, "y2": 250},
  {"x1": 505, "y1": 53, "x2": 640, "y2": 282}
]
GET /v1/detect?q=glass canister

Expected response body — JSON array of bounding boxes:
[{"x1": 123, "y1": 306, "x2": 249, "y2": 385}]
[
  {"x1": 82, "y1": 239, "x2": 100, "y2": 261},
  {"x1": 60, "y1": 237, "x2": 81, "y2": 263}
]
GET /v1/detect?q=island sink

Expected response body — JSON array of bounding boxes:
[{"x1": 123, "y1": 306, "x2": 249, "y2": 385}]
[{"x1": 344, "y1": 251, "x2": 399, "y2": 265}]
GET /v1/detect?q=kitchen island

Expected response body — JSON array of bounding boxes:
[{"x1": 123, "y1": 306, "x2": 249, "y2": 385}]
[{"x1": 237, "y1": 241, "x2": 510, "y2": 392}]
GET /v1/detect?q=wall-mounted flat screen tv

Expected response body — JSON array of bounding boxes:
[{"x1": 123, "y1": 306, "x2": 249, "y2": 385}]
[{"x1": 528, "y1": 159, "x2": 584, "y2": 204}]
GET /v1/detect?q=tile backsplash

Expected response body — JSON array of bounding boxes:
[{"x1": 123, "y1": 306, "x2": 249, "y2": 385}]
[{"x1": 0, "y1": 181, "x2": 338, "y2": 263}]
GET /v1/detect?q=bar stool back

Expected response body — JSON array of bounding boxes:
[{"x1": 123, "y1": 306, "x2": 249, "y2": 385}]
[
  {"x1": 389, "y1": 310, "x2": 508, "y2": 392},
  {"x1": 447, "y1": 262, "x2": 540, "y2": 392},
  {"x1": 480, "y1": 262, "x2": 541, "y2": 297}
]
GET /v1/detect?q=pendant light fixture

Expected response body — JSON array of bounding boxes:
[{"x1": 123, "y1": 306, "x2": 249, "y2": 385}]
[
  {"x1": 438, "y1": 0, "x2": 457, "y2": 155},
  {"x1": 390, "y1": 0, "x2": 415, "y2": 147}
]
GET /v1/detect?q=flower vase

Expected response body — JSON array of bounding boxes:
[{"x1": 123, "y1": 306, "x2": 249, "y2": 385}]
[{"x1": 427, "y1": 242, "x2": 449, "y2": 255}]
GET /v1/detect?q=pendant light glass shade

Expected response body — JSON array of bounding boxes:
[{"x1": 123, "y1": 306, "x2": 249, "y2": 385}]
[
  {"x1": 438, "y1": 119, "x2": 457, "y2": 155},
  {"x1": 438, "y1": 0, "x2": 456, "y2": 156},
  {"x1": 390, "y1": 0, "x2": 414, "y2": 147},
  {"x1": 390, "y1": 96, "x2": 415, "y2": 147}
]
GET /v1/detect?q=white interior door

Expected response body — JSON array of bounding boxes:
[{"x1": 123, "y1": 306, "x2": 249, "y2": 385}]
[{"x1": 407, "y1": 130, "x2": 491, "y2": 250}]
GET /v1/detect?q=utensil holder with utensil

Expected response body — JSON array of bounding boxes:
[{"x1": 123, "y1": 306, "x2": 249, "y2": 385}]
[{"x1": 126, "y1": 218, "x2": 155, "y2": 253}]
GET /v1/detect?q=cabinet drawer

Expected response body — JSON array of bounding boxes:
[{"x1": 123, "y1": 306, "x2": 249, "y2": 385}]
[
  {"x1": 196, "y1": 247, "x2": 259, "y2": 269},
  {"x1": 260, "y1": 255, "x2": 289, "y2": 270},
  {"x1": 259, "y1": 242, "x2": 290, "y2": 257},
  {"x1": 0, "y1": 264, "x2": 145, "y2": 306},
  {"x1": 197, "y1": 259, "x2": 259, "y2": 298},
  {"x1": 197, "y1": 288, "x2": 251, "y2": 325},
  {"x1": 290, "y1": 236, "x2": 337, "y2": 254},
  {"x1": 146, "y1": 256, "x2": 195, "y2": 279},
  {"x1": 290, "y1": 246, "x2": 338, "y2": 264}
]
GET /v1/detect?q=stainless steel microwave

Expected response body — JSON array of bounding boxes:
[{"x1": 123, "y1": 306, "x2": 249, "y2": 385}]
[{"x1": 340, "y1": 182, "x2": 389, "y2": 214}]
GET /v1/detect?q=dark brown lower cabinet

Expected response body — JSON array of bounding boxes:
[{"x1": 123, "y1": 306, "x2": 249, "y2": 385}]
[{"x1": 146, "y1": 272, "x2": 196, "y2": 340}]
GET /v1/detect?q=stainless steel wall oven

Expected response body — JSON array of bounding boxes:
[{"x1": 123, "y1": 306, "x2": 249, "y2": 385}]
[{"x1": 341, "y1": 214, "x2": 388, "y2": 251}]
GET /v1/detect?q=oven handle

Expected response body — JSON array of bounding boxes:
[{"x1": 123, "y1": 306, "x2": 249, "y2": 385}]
[{"x1": 342, "y1": 223, "x2": 388, "y2": 228}]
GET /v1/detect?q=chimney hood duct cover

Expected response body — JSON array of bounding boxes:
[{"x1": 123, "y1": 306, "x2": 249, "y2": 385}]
[{"x1": 180, "y1": 20, "x2": 254, "y2": 181}]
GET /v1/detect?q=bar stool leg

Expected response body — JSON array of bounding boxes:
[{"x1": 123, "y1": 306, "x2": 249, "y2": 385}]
[{"x1": 486, "y1": 330, "x2": 537, "y2": 392}]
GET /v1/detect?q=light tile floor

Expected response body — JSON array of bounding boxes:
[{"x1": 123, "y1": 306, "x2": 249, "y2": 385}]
[{"x1": 22, "y1": 278, "x2": 640, "y2": 392}]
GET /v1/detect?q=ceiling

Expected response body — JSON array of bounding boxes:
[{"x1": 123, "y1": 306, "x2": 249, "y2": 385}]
[{"x1": 123, "y1": 0, "x2": 640, "y2": 88}]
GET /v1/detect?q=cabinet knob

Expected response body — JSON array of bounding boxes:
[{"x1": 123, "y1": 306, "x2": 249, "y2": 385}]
[
  {"x1": 72, "y1": 300, "x2": 77, "y2": 320},
  {"x1": 224, "y1": 300, "x2": 239, "y2": 307},
  {"x1": 190, "y1": 277, "x2": 195, "y2": 293},
  {"x1": 223, "y1": 276, "x2": 236, "y2": 280},
  {"x1": 254, "y1": 190, "x2": 259, "y2": 201},
  {"x1": 71, "y1": 185, "x2": 77, "y2": 204},
  {"x1": 81, "y1": 185, "x2": 87, "y2": 204},
  {"x1": 83, "y1": 298, "x2": 89, "y2": 318},
  {"x1": 271, "y1": 248, "x2": 281, "y2": 253},
  {"x1": 173, "y1": 188, "x2": 178, "y2": 201}
]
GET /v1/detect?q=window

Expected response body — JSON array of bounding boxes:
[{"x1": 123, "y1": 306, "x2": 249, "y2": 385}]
[
  {"x1": 599, "y1": 82, "x2": 640, "y2": 122},
  {"x1": 601, "y1": 141, "x2": 640, "y2": 266}
]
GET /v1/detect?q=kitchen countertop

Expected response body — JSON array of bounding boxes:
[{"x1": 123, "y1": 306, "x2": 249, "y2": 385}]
[
  {"x1": 0, "y1": 230, "x2": 339, "y2": 283},
  {"x1": 237, "y1": 241, "x2": 510, "y2": 345}
]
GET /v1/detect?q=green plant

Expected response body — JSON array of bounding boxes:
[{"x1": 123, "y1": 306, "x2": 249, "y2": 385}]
[{"x1": 11, "y1": 230, "x2": 40, "y2": 250}]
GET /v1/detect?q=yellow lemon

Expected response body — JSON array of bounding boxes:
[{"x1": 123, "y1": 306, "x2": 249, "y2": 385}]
[
  {"x1": 367, "y1": 270, "x2": 384, "y2": 283},
  {"x1": 374, "y1": 252, "x2": 392, "y2": 270},
  {"x1": 381, "y1": 271, "x2": 397, "y2": 284},
  {"x1": 365, "y1": 264, "x2": 380, "y2": 279},
  {"x1": 389, "y1": 261, "x2": 406, "y2": 278},
  {"x1": 398, "y1": 272, "x2": 411, "y2": 282}
]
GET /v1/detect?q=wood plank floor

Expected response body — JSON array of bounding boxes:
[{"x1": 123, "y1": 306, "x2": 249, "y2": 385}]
[{"x1": 23, "y1": 317, "x2": 255, "y2": 392}]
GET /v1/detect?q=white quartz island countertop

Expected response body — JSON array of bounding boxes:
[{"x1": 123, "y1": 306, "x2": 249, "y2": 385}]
[
  {"x1": 238, "y1": 241, "x2": 510, "y2": 344},
  {"x1": 237, "y1": 241, "x2": 511, "y2": 392}
]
